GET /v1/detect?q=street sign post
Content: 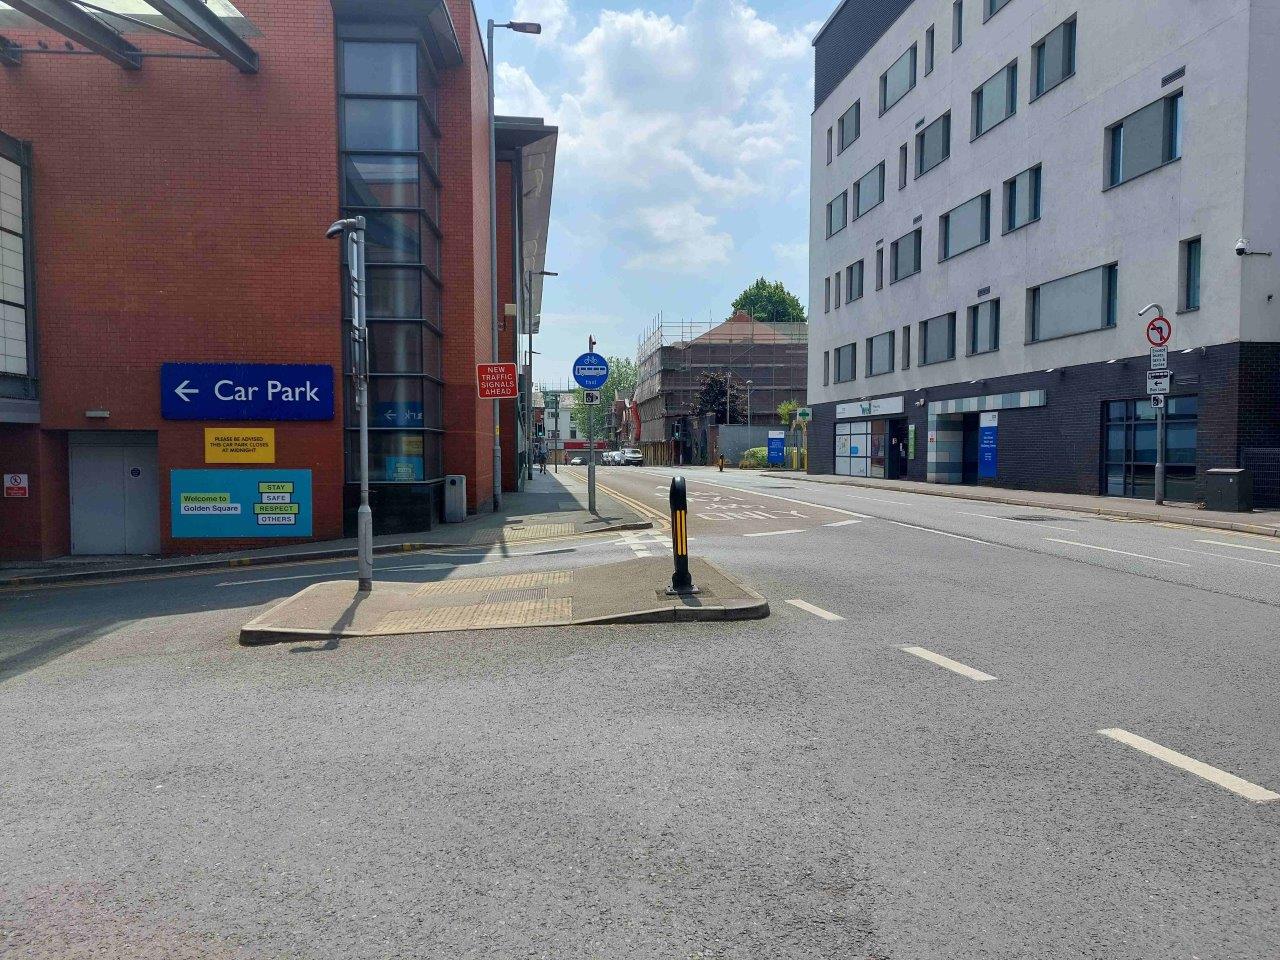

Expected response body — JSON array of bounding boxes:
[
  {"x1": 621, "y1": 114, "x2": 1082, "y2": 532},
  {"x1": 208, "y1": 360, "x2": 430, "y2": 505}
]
[
  {"x1": 160, "y1": 363, "x2": 334, "y2": 421},
  {"x1": 1139, "y1": 304, "x2": 1170, "y2": 504},
  {"x1": 573, "y1": 345, "x2": 609, "y2": 513}
]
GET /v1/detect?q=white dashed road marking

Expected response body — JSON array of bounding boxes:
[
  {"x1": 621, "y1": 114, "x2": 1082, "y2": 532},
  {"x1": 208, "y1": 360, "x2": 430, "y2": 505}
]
[
  {"x1": 743, "y1": 529, "x2": 804, "y2": 538},
  {"x1": 1166, "y1": 546, "x2": 1280, "y2": 569},
  {"x1": 1045, "y1": 539, "x2": 1191, "y2": 565},
  {"x1": 885, "y1": 519, "x2": 1002, "y2": 546},
  {"x1": 1195, "y1": 539, "x2": 1280, "y2": 556},
  {"x1": 1098, "y1": 728, "x2": 1280, "y2": 803},
  {"x1": 786, "y1": 599, "x2": 845, "y2": 621},
  {"x1": 824, "y1": 519, "x2": 863, "y2": 527},
  {"x1": 901, "y1": 646, "x2": 997, "y2": 682}
]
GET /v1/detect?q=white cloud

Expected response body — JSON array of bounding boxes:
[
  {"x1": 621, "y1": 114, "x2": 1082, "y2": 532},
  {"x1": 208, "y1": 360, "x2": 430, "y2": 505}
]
[
  {"x1": 625, "y1": 203, "x2": 733, "y2": 273},
  {"x1": 513, "y1": 0, "x2": 575, "y2": 44},
  {"x1": 494, "y1": 0, "x2": 811, "y2": 276}
]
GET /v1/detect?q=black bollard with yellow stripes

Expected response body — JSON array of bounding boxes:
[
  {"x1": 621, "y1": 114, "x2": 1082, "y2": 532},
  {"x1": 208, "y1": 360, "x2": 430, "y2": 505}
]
[{"x1": 666, "y1": 476, "x2": 698, "y2": 595}]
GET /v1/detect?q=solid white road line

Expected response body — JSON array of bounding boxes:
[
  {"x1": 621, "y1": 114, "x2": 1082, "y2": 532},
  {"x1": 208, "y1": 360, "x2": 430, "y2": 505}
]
[
  {"x1": 885, "y1": 519, "x2": 1003, "y2": 546},
  {"x1": 824, "y1": 519, "x2": 863, "y2": 527},
  {"x1": 786, "y1": 599, "x2": 845, "y2": 621},
  {"x1": 1098, "y1": 728, "x2": 1280, "y2": 803},
  {"x1": 743, "y1": 529, "x2": 804, "y2": 537},
  {"x1": 1166, "y1": 546, "x2": 1280, "y2": 569},
  {"x1": 1044, "y1": 538, "x2": 1191, "y2": 565},
  {"x1": 1195, "y1": 539, "x2": 1280, "y2": 556},
  {"x1": 960, "y1": 511, "x2": 1078, "y2": 534},
  {"x1": 900, "y1": 646, "x2": 997, "y2": 682}
]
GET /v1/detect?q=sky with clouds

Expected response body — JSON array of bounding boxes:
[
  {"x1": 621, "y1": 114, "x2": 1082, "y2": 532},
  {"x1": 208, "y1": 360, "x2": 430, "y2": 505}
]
[{"x1": 480, "y1": 0, "x2": 833, "y2": 387}]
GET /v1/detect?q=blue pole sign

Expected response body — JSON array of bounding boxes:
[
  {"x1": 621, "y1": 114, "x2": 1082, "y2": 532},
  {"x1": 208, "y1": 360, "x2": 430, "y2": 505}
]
[
  {"x1": 978, "y1": 412, "x2": 998, "y2": 479},
  {"x1": 767, "y1": 430, "x2": 786, "y2": 466},
  {"x1": 572, "y1": 353, "x2": 609, "y2": 390},
  {"x1": 171, "y1": 469, "x2": 313, "y2": 538},
  {"x1": 161, "y1": 363, "x2": 334, "y2": 421}
]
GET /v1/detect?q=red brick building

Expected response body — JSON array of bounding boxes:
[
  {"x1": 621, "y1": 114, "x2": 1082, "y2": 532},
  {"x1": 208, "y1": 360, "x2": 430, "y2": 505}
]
[{"x1": 0, "y1": 0, "x2": 556, "y2": 559}]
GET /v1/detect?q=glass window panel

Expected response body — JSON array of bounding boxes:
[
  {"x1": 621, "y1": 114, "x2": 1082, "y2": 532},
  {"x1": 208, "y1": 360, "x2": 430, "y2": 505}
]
[
  {"x1": 881, "y1": 45, "x2": 917, "y2": 113},
  {"x1": 1165, "y1": 468, "x2": 1197, "y2": 503},
  {"x1": 952, "y1": 0, "x2": 963, "y2": 49},
  {"x1": 367, "y1": 322, "x2": 423, "y2": 374},
  {"x1": 1118, "y1": 98, "x2": 1165, "y2": 180},
  {"x1": 368, "y1": 267, "x2": 422, "y2": 318},
  {"x1": 943, "y1": 193, "x2": 988, "y2": 258},
  {"x1": 423, "y1": 379, "x2": 444, "y2": 431},
  {"x1": 349, "y1": 430, "x2": 427, "y2": 482},
  {"x1": 1032, "y1": 264, "x2": 1115, "y2": 340},
  {"x1": 1166, "y1": 421, "x2": 1197, "y2": 464},
  {"x1": 974, "y1": 64, "x2": 1016, "y2": 137},
  {"x1": 891, "y1": 230, "x2": 921, "y2": 281},
  {"x1": 1133, "y1": 422, "x2": 1157, "y2": 463},
  {"x1": 343, "y1": 42, "x2": 416, "y2": 95},
  {"x1": 423, "y1": 326, "x2": 442, "y2": 379},
  {"x1": 827, "y1": 192, "x2": 847, "y2": 236},
  {"x1": 986, "y1": 0, "x2": 1012, "y2": 18},
  {"x1": 846, "y1": 261, "x2": 863, "y2": 301},
  {"x1": 1106, "y1": 424, "x2": 1126, "y2": 460},
  {"x1": 1107, "y1": 400, "x2": 1128, "y2": 419},
  {"x1": 1106, "y1": 464, "x2": 1125, "y2": 496},
  {"x1": 868, "y1": 331, "x2": 895, "y2": 375},
  {"x1": 1185, "y1": 238, "x2": 1201, "y2": 310},
  {"x1": 838, "y1": 101, "x2": 860, "y2": 151},
  {"x1": 916, "y1": 113, "x2": 950, "y2": 177},
  {"x1": 1168, "y1": 395, "x2": 1198, "y2": 416},
  {"x1": 855, "y1": 163, "x2": 884, "y2": 218},
  {"x1": 364, "y1": 211, "x2": 421, "y2": 263},
  {"x1": 969, "y1": 300, "x2": 999, "y2": 354},
  {"x1": 343, "y1": 99, "x2": 417, "y2": 151},
  {"x1": 366, "y1": 377, "x2": 426, "y2": 429},
  {"x1": 423, "y1": 277, "x2": 442, "y2": 326},
  {"x1": 1035, "y1": 19, "x2": 1075, "y2": 96},
  {"x1": 920, "y1": 313, "x2": 955, "y2": 364},
  {"x1": 1006, "y1": 166, "x2": 1041, "y2": 232},
  {"x1": 343, "y1": 155, "x2": 418, "y2": 208}
]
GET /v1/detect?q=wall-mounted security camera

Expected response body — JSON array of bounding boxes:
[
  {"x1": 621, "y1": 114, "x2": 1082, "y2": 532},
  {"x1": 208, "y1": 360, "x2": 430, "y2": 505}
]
[{"x1": 1237, "y1": 237, "x2": 1273, "y2": 257}]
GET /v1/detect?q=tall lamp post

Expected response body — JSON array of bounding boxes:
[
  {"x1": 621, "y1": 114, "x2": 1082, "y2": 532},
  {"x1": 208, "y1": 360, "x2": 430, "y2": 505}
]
[
  {"x1": 487, "y1": 18, "x2": 541, "y2": 510},
  {"x1": 524, "y1": 269, "x2": 557, "y2": 479},
  {"x1": 326, "y1": 216, "x2": 373, "y2": 592},
  {"x1": 746, "y1": 379, "x2": 754, "y2": 437}
]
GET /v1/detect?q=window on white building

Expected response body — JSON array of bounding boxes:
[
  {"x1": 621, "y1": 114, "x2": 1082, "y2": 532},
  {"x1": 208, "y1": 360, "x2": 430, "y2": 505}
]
[{"x1": 1029, "y1": 263, "x2": 1118, "y2": 341}]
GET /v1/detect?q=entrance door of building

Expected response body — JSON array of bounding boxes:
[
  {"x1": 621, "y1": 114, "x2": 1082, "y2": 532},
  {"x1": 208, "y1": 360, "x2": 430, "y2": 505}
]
[
  {"x1": 69, "y1": 433, "x2": 160, "y2": 554},
  {"x1": 961, "y1": 413, "x2": 981, "y2": 483}
]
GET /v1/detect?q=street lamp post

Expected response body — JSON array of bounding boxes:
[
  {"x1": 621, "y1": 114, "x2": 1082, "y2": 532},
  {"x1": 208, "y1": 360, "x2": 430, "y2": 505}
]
[
  {"x1": 326, "y1": 216, "x2": 373, "y2": 592},
  {"x1": 487, "y1": 18, "x2": 541, "y2": 510},
  {"x1": 524, "y1": 269, "x2": 557, "y2": 480},
  {"x1": 746, "y1": 379, "x2": 753, "y2": 438}
]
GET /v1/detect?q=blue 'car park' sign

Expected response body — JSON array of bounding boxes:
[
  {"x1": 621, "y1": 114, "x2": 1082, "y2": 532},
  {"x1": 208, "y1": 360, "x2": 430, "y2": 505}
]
[{"x1": 161, "y1": 363, "x2": 334, "y2": 421}]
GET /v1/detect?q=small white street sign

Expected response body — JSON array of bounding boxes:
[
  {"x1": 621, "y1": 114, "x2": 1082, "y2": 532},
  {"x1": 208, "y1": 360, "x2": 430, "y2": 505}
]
[
  {"x1": 1150, "y1": 346, "x2": 1168, "y2": 370},
  {"x1": 1151, "y1": 395, "x2": 1166, "y2": 409},
  {"x1": 583, "y1": 390, "x2": 602, "y2": 405},
  {"x1": 1147, "y1": 371, "x2": 1172, "y2": 395}
]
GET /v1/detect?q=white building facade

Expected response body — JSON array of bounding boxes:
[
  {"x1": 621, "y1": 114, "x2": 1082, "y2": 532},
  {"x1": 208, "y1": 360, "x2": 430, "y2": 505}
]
[{"x1": 807, "y1": 0, "x2": 1280, "y2": 504}]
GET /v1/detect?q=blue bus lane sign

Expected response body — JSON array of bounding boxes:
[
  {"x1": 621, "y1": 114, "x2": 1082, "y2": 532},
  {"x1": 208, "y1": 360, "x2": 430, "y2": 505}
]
[{"x1": 161, "y1": 363, "x2": 334, "y2": 421}]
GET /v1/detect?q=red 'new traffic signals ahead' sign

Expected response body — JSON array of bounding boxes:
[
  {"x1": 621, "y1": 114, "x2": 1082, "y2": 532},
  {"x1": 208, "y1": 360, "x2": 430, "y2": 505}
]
[
  {"x1": 476, "y1": 363, "x2": 519, "y2": 399},
  {"x1": 1146, "y1": 315, "x2": 1172, "y2": 347}
]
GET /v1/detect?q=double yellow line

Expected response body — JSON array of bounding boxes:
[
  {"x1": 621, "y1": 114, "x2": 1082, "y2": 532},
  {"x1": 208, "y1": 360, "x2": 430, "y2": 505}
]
[{"x1": 569, "y1": 471, "x2": 670, "y2": 529}]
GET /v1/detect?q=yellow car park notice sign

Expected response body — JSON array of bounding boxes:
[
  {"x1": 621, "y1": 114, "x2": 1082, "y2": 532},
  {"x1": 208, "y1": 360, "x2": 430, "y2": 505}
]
[{"x1": 204, "y1": 428, "x2": 276, "y2": 464}]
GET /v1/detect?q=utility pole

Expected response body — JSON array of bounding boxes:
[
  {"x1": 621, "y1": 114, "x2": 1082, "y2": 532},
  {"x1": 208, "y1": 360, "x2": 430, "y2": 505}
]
[{"x1": 326, "y1": 216, "x2": 373, "y2": 592}]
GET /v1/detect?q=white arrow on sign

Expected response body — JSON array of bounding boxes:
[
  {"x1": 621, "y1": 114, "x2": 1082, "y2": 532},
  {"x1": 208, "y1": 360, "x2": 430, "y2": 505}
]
[{"x1": 174, "y1": 380, "x2": 199, "y2": 402}]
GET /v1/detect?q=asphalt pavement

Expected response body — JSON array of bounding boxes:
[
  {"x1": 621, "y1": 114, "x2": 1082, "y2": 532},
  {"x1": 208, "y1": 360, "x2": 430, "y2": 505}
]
[{"x1": 1, "y1": 466, "x2": 1277, "y2": 959}]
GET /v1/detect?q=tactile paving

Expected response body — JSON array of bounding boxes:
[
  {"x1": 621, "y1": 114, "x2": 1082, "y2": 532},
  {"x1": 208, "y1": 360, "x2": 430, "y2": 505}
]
[
  {"x1": 376, "y1": 598, "x2": 573, "y2": 633},
  {"x1": 412, "y1": 570, "x2": 571, "y2": 598},
  {"x1": 469, "y1": 523, "x2": 575, "y2": 544}
]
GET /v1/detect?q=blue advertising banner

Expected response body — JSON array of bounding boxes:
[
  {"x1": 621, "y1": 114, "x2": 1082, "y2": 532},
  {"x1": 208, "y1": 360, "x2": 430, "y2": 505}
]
[
  {"x1": 767, "y1": 430, "x2": 786, "y2": 466},
  {"x1": 171, "y1": 469, "x2": 313, "y2": 538},
  {"x1": 161, "y1": 363, "x2": 334, "y2": 421},
  {"x1": 978, "y1": 412, "x2": 998, "y2": 479}
]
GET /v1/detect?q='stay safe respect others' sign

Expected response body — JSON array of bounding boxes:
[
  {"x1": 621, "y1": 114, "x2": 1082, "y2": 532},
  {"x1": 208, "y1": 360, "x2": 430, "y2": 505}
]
[
  {"x1": 170, "y1": 469, "x2": 313, "y2": 538},
  {"x1": 204, "y1": 428, "x2": 276, "y2": 464}
]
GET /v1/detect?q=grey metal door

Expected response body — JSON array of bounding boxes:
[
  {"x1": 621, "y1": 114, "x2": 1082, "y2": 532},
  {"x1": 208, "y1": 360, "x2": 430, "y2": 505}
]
[{"x1": 69, "y1": 437, "x2": 160, "y2": 554}]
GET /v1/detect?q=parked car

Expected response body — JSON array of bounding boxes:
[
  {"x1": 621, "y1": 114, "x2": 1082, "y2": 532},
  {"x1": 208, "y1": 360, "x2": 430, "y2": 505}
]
[
  {"x1": 569, "y1": 456, "x2": 584, "y2": 465},
  {"x1": 621, "y1": 447, "x2": 644, "y2": 466}
]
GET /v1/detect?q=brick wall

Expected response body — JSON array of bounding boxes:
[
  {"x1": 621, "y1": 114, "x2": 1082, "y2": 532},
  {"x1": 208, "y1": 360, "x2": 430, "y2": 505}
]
[
  {"x1": 0, "y1": 0, "x2": 345, "y2": 554},
  {"x1": 438, "y1": 0, "x2": 495, "y2": 512}
]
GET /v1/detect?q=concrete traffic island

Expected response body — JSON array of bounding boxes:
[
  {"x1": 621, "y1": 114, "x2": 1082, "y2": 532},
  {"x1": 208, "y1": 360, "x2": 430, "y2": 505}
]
[{"x1": 238, "y1": 556, "x2": 768, "y2": 645}]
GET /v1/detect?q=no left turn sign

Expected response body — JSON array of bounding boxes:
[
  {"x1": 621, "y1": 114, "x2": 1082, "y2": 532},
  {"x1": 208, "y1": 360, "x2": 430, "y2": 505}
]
[{"x1": 1146, "y1": 315, "x2": 1172, "y2": 347}]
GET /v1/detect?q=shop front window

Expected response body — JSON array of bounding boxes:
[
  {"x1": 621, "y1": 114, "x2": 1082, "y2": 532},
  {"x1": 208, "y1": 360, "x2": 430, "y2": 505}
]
[{"x1": 1103, "y1": 396, "x2": 1198, "y2": 501}]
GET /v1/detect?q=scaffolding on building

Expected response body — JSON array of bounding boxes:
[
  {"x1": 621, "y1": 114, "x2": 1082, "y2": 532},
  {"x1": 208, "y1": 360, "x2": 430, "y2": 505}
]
[{"x1": 634, "y1": 312, "x2": 808, "y2": 464}]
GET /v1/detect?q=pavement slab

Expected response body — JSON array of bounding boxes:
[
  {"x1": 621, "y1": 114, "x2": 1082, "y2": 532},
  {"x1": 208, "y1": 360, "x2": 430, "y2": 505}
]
[{"x1": 238, "y1": 556, "x2": 768, "y2": 644}]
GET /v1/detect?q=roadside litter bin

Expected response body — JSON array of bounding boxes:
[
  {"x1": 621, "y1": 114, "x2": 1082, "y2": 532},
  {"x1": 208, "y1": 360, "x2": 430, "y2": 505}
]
[
  {"x1": 1204, "y1": 468, "x2": 1253, "y2": 512},
  {"x1": 444, "y1": 474, "x2": 467, "y2": 523}
]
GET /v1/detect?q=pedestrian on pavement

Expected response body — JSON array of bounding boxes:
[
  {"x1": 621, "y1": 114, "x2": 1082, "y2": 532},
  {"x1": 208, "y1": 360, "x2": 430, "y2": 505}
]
[
  {"x1": 538, "y1": 449, "x2": 547, "y2": 474},
  {"x1": 718, "y1": 454, "x2": 725, "y2": 472}
]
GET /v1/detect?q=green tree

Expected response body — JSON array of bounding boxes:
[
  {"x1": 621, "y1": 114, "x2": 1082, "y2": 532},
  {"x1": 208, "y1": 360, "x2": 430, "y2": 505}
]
[
  {"x1": 776, "y1": 399, "x2": 799, "y2": 427},
  {"x1": 571, "y1": 355, "x2": 638, "y2": 439},
  {"x1": 693, "y1": 371, "x2": 745, "y2": 425},
  {"x1": 730, "y1": 277, "x2": 807, "y2": 324}
]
